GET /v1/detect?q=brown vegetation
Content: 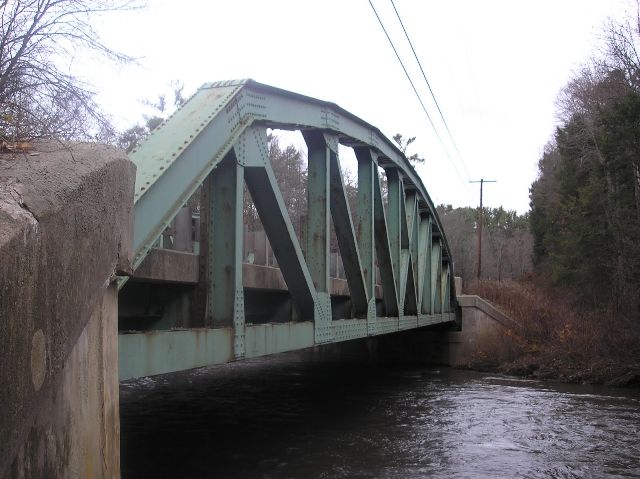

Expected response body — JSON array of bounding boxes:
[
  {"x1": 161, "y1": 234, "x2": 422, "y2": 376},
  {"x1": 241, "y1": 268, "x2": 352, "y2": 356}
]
[{"x1": 465, "y1": 278, "x2": 640, "y2": 386}]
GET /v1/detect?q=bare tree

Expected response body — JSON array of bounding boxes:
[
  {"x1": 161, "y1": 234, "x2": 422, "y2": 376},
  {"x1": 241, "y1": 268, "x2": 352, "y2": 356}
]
[
  {"x1": 392, "y1": 133, "x2": 425, "y2": 165},
  {"x1": 0, "y1": 0, "x2": 138, "y2": 142},
  {"x1": 599, "y1": 1, "x2": 640, "y2": 92}
]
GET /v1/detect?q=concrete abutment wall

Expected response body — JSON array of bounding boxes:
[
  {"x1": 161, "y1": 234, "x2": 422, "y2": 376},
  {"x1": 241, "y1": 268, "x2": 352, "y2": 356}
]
[
  {"x1": 445, "y1": 294, "x2": 519, "y2": 366},
  {"x1": 0, "y1": 143, "x2": 134, "y2": 478}
]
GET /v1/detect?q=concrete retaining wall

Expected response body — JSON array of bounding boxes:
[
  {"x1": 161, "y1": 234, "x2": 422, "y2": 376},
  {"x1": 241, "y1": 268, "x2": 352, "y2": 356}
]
[
  {"x1": 0, "y1": 142, "x2": 134, "y2": 478},
  {"x1": 354, "y1": 293, "x2": 518, "y2": 367},
  {"x1": 445, "y1": 294, "x2": 519, "y2": 366}
]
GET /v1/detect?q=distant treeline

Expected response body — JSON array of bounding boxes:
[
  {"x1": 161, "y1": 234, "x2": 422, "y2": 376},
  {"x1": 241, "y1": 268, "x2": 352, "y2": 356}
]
[
  {"x1": 437, "y1": 205, "x2": 532, "y2": 285},
  {"x1": 530, "y1": 15, "x2": 640, "y2": 319}
]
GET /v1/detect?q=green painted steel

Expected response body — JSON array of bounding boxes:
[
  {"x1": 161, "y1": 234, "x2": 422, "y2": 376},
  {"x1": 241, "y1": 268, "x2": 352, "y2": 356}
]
[
  {"x1": 408, "y1": 195, "x2": 419, "y2": 302},
  {"x1": 119, "y1": 327, "x2": 234, "y2": 380},
  {"x1": 302, "y1": 131, "x2": 331, "y2": 294},
  {"x1": 417, "y1": 215, "x2": 429, "y2": 312},
  {"x1": 118, "y1": 313, "x2": 458, "y2": 380},
  {"x1": 128, "y1": 79, "x2": 457, "y2": 297},
  {"x1": 239, "y1": 127, "x2": 316, "y2": 319},
  {"x1": 354, "y1": 147, "x2": 378, "y2": 333},
  {"x1": 423, "y1": 216, "x2": 433, "y2": 314},
  {"x1": 373, "y1": 167, "x2": 399, "y2": 316},
  {"x1": 386, "y1": 168, "x2": 403, "y2": 308},
  {"x1": 206, "y1": 150, "x2": 245, "y2": 357},
  {"x1": 402, "y1": 191, "x2": 418, "y2": 315},
  {"x1": 121, "y1": 79, "x2": 462, "y2": 378},
  {"x1": 432, "y1": 240, "x2": 443, "y2": 314},
  {"x1": 129, "y1": 81, "x2": 247, "y2": 270},
  {"x1": 328, "y1": 147, "x2": 368, "y2": 316}
]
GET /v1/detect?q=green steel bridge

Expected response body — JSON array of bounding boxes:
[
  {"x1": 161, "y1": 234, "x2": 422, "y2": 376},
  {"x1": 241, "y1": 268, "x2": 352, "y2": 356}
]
[{"x1": 118, "y1": 79, "x2": 458, "y2": 380}]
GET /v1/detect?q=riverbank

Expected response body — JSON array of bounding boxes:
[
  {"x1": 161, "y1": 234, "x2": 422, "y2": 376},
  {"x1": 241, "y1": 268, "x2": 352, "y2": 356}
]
[{"x1": 463, "y1": 279, "x2": 640, "y2": 387}]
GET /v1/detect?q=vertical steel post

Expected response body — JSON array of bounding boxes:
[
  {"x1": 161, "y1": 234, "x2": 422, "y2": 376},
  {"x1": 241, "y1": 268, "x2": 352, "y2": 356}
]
[
  {"x1": 432, "y1": 239, "x2": 442, "y2": 314},
  {"x1": 417, "y1": 213, "x2": 429, "y2": 312},
  {"x1": 206, "y1": 150, "x2": 245, "y2": 358},
  {"x1": 421, "y1": 217, "x2": 433, "y2": 314},
  {"x1": 354, "y1": 147, "x2": 378, "y2": 332},
  {"x1": 303, "y1": 131, "x2": 332, "y2": 342}
]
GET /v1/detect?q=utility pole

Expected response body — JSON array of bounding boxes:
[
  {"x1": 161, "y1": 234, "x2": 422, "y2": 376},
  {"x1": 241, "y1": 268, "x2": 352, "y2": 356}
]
[{"x1": 469, "y1": 178, "x2": 496, "y2": 280}]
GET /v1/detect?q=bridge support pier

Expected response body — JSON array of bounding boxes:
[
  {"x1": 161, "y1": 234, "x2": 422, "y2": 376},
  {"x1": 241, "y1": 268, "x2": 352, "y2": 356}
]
[
  {"x1": 0, "y1": 142, "x2": 134, "y2": 478},
  {"x1": 7, "y1": 286, "x2": 120, "y2": 478}
]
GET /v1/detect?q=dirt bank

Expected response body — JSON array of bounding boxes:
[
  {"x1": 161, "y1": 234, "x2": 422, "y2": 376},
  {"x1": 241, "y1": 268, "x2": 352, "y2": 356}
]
[{"x1": 462, "y1": 279, "x2": 640, "y2": 387}]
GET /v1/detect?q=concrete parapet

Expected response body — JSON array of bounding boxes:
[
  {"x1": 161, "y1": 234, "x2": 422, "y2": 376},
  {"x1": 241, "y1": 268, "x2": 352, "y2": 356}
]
[
  {"x1": 454, "y1": 276, "x2": 462, "y2": 294},
  {"x1": 131, "y1": 248, "x2": 384, "y2": 299},
  {"x1": 133, "y1": 248, "x2": 199, "y2": 285},
  {"x1": 0, "y1": 142, "x2": 134, "y2": 478}
]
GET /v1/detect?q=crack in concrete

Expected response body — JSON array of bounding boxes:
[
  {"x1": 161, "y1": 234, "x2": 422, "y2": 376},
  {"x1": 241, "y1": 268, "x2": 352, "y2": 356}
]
[{"x1": 0, "y1": 177, "x2": 39, "y2": 226}]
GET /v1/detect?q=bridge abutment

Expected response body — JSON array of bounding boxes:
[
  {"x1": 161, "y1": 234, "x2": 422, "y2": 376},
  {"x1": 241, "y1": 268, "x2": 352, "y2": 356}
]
[
  {"x1": 444, "y1": 294, "x2": 518, "y2": 367},
  {"x1": 0, "y1": 142, "x2": 134, "y2": 478}
]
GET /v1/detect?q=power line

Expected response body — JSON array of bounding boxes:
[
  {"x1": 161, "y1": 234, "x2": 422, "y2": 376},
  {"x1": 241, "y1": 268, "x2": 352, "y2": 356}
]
[
  {"x1": 389, "y1": 0, "x2": 470, "y2": 178},
  {"x1": 367, "y1": 0, "x2": 468, "y2": 188}
]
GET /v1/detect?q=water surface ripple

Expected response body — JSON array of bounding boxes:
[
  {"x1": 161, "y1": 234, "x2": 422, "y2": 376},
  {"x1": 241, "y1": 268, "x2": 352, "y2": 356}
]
[{"x1": 120, "y1": 354, "x2": 640, "y2": 478}]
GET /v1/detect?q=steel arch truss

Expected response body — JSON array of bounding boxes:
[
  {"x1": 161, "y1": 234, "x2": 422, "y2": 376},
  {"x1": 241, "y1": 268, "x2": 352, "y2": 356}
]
[{"x1": 119, "y1": 79, "x2": 457, "y2": 379}]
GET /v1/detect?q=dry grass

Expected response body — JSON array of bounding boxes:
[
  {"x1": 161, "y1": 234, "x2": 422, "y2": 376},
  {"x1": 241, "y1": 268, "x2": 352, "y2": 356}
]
[{"x1": 465, "y1": 278, "x2": 640, "y2": 384}]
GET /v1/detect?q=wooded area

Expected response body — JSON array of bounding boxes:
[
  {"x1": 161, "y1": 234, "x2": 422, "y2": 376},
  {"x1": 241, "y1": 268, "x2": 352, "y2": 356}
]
[
  {"x1": 530, "y1": 13, "x2": 640, "y2": 321},
  {"x1": 467, "y1": 9, "x2": 640, "y2": 384},
  {"x1": 438, "y1": 205, "x2": 531, "y2": 284}
]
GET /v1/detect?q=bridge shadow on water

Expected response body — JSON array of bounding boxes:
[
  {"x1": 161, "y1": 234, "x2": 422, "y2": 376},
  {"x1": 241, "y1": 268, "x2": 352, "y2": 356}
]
[{"x1": 120, "y1": 345, "x2": 454, "y2": 479}]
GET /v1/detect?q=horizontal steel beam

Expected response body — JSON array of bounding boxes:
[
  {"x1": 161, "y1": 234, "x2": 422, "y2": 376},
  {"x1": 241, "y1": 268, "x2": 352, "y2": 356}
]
[{"x1": 119, "y1": 313, "x2": 456, "y2": 380}]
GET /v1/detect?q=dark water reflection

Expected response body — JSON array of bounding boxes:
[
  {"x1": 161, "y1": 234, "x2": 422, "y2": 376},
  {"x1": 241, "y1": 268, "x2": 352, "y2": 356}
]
[{"x1": 120, "y1": 352, "x2": 640, "y2": 478}]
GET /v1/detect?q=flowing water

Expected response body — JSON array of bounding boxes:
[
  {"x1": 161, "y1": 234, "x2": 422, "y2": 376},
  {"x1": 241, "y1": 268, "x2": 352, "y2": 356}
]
[{"x1": 120, "y1": 352, "x2": 640, "y2": 478}]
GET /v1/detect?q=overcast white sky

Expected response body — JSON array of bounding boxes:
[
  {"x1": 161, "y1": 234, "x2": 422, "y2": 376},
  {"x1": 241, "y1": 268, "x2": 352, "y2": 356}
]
[{"x1": 81, "y1": 0, "x2": 633, "y2": 212}]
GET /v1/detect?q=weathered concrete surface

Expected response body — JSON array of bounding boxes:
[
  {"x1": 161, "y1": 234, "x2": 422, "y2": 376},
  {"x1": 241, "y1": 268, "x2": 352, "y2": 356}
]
[
  {"x1": 9, "y1": 286, "x2": 120, "y2": 478},
  {"x1": 0, "y1": 142, "x2": 134, "y2": 477},
  {"x1": 133, "y1": 248, "x2": 199, "y2": 284},
  {"x1": 445, "y1": 294, "x2": 518, "y2": 366},
  {"x1": 454, "y1": 276, "x2": 463, "y2": 294}
]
